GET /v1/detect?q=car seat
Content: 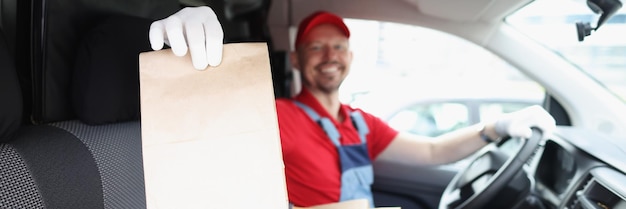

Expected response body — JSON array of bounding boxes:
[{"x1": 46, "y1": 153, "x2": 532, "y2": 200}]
[
  {"x1": 0, "y1": 26, "x2": 45, "y2": 209},
  {"x1": 1, "y1": 22, "x2": 147, "y2": 208},
  {"x1": 1, "y1": 0, "x2": 177, "y2": 208}
]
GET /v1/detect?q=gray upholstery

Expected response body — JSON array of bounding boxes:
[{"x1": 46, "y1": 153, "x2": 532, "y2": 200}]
[
  {"x1": 2, "y1": 119, "x2": 144, "y2": 209},
  {"x1": 0, "y1": 144, "x2": 44, "y2": 209},
  {"x1": 52, "y1": 121, "x2": 145, "y2": 209},
  {"x1": 9, "y1": 125, "x2": 104, "y2": 209}
]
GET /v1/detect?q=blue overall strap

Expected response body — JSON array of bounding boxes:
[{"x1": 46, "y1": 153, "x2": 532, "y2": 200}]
[
  {"x1": 338, "y1": 112, "x2": 373, "y2": 207},
  {"x1": 293, "y1": 101, "x2": 375, "y2": 207},
  {"x1": 349, "y1": 111, "x2": 369, "y2": 144},
  {"x1": 293, "y1": 101, "x2": 341, "y2": 146},
  {"x1": 294, "y1": 101, "x2": 369, "y2": 145}
]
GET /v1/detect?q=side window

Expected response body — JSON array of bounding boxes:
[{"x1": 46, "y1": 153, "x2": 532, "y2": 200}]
[
  {"x1": 342, "y1": 19, "x2": 545, "y2": 137},
  {"x1": 388, "y1": 103, "x2": 470, "y2": 137}
]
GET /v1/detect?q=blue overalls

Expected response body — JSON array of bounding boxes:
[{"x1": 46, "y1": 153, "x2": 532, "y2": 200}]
[{"x1": 294, "y1": 101, "x2": 375, "y2": 207}]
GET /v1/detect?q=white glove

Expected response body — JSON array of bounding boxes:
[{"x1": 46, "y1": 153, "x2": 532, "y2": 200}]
[
  {"x1": 149, "y1": 6, "x2": 224, "y2": 70},
  {"x1": 494, "y1": 105, "x2": 556, "y2": 139}
]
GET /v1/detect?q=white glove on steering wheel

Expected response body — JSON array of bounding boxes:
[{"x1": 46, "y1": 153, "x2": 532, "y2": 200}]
[
  {"x1": 149, "y1": 6, "x2": 224, "y2": 70},
  {"x1": 494, "y1": 105, "x2": 556, "y2": 139}
]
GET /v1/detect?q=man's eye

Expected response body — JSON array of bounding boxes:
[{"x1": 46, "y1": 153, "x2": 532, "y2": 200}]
[
  {"x1": 334, "y1": 45, "x2": 347, "y2": 50},
  {"x1": 308, "y1": 45, "x2": 322, "y2": 51}
]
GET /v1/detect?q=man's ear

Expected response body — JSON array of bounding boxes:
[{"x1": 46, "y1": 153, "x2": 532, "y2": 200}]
[
  {"x1": 289, "y1": 51, "x2": 300, "y2": 70},
  {"x1": 288, "y1": 51, "x2": 303, "y2": 97},
  {"x1": 348, "y1": 50, "x2": 354, "y2": 63}
]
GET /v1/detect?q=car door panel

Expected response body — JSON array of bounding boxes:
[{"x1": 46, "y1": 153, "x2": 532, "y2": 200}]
[{"x1": 372, "y1": 160, "x2": 458, "y2": 209}]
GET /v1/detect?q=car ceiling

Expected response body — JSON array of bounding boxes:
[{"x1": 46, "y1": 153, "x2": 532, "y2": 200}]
[
  {"x1": 408, "y1": 0, "x2": 532, "y2": 22},
  {"x1": 266, "y1": 0, "x2": 534, "y2": 51}
]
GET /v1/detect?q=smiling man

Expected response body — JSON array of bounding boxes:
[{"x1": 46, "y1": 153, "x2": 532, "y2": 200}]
[
  {"x1": 273, "y1": 11, "x2": 555, "y2": 207},
  {"x1": 275, "y1": 11, "x2": 396, "y2": 207}
]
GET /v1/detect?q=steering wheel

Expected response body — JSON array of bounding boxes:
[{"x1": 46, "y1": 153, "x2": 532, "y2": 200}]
[{"x1": 438, "y1": 128, "x2": 543, "y2": 209}]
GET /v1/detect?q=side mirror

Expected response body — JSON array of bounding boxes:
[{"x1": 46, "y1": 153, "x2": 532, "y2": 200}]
[{"x1": 576, "y1": 0, "x2": 623, "y2": 41}]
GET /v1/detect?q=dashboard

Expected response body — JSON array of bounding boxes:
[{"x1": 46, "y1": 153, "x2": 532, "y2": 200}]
[
  {"x1": 529, "y1": 127, "x2": 626, "y2": 209},
  {"x1": 535, "y1": 140, "x2": 576, "y2": 196}
]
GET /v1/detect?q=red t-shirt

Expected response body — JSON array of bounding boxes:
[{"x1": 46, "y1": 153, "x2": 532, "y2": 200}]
[{"x1": 276, "y1": 89, "x2": 399, "y2": 207}]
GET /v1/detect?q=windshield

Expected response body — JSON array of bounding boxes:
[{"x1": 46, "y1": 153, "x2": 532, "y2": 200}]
[{"x1": 506, "y1": 0, "x2": 626, "y2": 103}]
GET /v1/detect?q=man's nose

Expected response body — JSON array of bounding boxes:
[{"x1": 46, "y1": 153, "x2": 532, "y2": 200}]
[{"x1": 323, "y1": 46, "x2": 339, "y2": 60}]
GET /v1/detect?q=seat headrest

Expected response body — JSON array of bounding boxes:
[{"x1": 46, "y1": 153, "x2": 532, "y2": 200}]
[
  {"x1": 0, "y1": 28, "x2": 22, "y2": 140},
  {"x1": 29, "y1": 0, "x2": 179, "y2": 124},
  {"x1": 72, "y1": 15, "x2": 153, "y2": 125}
]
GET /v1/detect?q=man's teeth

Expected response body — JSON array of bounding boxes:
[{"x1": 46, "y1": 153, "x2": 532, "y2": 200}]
[{"x1": 321, "y1": 67, "x2": 339, "y2": 73}]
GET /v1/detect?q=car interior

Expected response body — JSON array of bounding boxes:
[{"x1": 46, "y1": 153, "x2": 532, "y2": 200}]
[{"x1": 1, "y1": 0, "x2": 626, "y2": 209}]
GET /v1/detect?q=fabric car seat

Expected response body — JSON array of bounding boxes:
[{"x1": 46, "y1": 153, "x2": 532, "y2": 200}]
[
  {"x1": 2, "y1": 0, "x2": 173, "y2": 207},
  {"x1": 0, "y1": 25, "x2": 147, "y2": 208},
  {"x1": 2, "y1": 0, "x2": 180, "y2": 207}
]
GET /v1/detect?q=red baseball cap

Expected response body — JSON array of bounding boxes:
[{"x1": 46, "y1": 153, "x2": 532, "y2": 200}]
[{"x1": 295, "y1": 11, "x2": 351, "y2": 48}]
